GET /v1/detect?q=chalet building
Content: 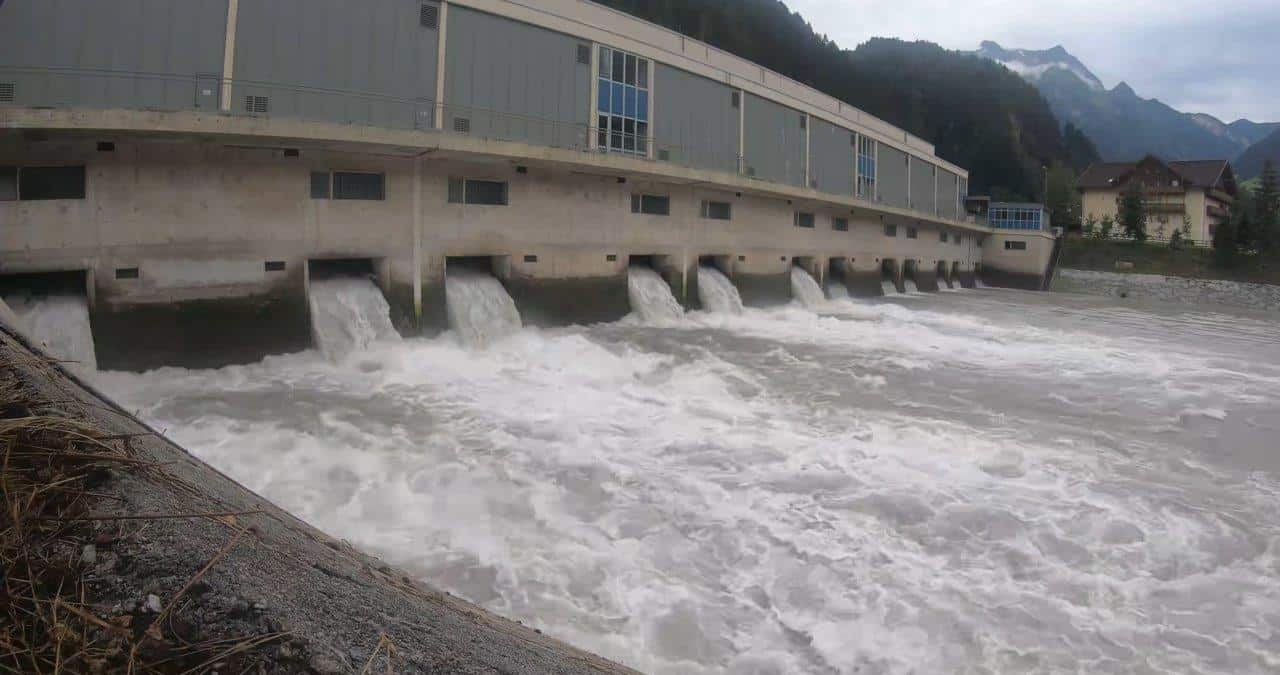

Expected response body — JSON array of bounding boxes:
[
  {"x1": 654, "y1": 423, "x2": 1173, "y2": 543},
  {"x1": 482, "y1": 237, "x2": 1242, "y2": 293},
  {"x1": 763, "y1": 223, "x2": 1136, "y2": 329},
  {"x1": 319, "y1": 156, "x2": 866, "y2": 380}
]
[{"x1": 1077, "y1": 156, "x2": 1237, "y2": 243}]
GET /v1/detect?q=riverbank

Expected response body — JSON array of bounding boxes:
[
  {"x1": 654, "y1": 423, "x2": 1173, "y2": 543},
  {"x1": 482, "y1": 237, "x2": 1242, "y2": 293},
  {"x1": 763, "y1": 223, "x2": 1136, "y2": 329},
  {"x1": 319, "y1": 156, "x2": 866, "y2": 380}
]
[
  {"x1": 1053, "y1": 268, "x2": 1280, "y2": 312},
  {"x1": 1060, "y1": 237, "x2": 1280, "y2": 286},
  {"x1": 0, "y1": 324, "x2": 632, "y2": 674}
]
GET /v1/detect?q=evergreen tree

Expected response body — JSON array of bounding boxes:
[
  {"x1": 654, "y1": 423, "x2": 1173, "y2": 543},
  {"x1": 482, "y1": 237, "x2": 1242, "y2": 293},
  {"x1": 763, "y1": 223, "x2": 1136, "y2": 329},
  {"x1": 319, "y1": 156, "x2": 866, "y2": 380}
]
[
  {"x1": 1213, "y1": 216, "x2": 1238, "y2": 268},
  {"x1": 1255, "y1": 161, "x2": 1278, "y2": 252},
  {"x1": 1118, "y1": 180, "x2": 1147, "y2": 242}
]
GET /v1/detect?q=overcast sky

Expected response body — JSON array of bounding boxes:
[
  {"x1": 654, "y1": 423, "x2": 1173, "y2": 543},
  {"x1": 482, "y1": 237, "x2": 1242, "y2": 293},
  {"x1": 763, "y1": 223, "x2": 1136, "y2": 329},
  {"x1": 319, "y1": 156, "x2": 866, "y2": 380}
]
[{"x1": 783, "y1": 0, "x2": 1280, "y2": 123}]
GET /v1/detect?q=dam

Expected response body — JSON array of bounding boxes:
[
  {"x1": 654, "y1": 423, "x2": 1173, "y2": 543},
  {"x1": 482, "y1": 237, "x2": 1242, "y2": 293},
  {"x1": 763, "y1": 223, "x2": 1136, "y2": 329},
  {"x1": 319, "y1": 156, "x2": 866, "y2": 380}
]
[
  {"x1": 0, "y1": 0, "x2": 1058, "y2": 371},
  {"x1": 15, "y1": 3, "x2": 1251, "y2": 675}
]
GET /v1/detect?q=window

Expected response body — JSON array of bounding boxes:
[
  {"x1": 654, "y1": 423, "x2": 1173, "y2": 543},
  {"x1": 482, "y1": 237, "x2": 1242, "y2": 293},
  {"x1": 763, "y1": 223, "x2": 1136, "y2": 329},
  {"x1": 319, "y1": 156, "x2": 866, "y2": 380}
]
[
  {"x1": 990, "y1": 206, "x2": 1044, "y2": 231},
  {"x1": 701, "y1": 200, "x2": 731, "y2": 220},
  {"x1": 631, "y1": 194, "x2": 670, "y2": 216},
  {"x1": 940, "y1": 231, "x2": 949, "y2": 243},
  {"x1": 0, "y1": 167, "x2": 15, "y2": 201},
  {"x1": 794, "y1": 212, "x2": 815, "y2": 228},
  {"x1": 332, "y1": 172, "x2": 384, "y2": 200},
  {"x1": 1004, "y1": 240, "x2": 1027, "y2": 251},
  {"x1": 449, "y1": 178, "x2": 509, "y2": 205},
  {"x1": 310, "y1": 171, "x2": 330, "y2": 199},
  {"x1": 954, "y1": 233, "x2": 962, "y2": 246},
  {"x1": 906, "y1": 226, "x2": 918, "y2": 239},
  {"x1": 959, "y1": 178, "x2": 968, "y2": 215},
  {"x1": 832, "y1": 216, "x2": 849, "y2": 232},
  {"x1": 884, "y1": 224, "x2": 897, "y2": 237},
  {"x1": 597, "y1": 46, "x2": 650, "y2": 155},
  {"x1": 857, "y1": 135, "x2": 877, "y2": 200},
  {"x1": 13, "y1": 166, "x2": 86, "y2": 201}
]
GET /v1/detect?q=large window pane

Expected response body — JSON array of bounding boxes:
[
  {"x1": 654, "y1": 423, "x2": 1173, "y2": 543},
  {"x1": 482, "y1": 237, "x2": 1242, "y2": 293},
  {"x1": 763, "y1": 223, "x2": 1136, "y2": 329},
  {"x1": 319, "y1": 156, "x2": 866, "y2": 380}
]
[
  {"x1": 599, "y1": 47, "x2": 610, "y2": 77},
  {"x1": 637, "y1": 59, "x2": 648, "y2": 88},
  {"x1": 612, "y1": 51, "x2": 625, "y2": 81},
  {"x1": 637, "y1": 90, "x2": 649, "y2": 121},
  {"x1": 625, "y1": 54, "x2": 637, "y2": 85},
  {"x1": 333, "y1": 172, "x2": 384, "y2": 200},
  {"x1": 598, "y1": 78, "x2": 610, "y2": 112},
  {"x1": 625, "y1": 87, "x2": 637, "y2": 118},
  {"x1": 611, "y1": 83, "x2": 625, "y2": 115}
]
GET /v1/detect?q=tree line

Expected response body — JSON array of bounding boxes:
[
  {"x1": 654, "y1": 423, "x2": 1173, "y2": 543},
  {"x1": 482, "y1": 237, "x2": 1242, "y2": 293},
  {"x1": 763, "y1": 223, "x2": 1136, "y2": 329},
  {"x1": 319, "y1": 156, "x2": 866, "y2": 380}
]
[{"x1": 1214, "y1": 161, "x2": 1280, "y2": 267}]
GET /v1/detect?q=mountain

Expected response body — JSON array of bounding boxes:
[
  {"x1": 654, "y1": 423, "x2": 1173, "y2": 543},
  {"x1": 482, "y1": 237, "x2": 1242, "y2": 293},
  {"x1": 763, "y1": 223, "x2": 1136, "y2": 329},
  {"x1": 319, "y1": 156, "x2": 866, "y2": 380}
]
[
  {"x1": 974, "y1": 41, "x2": 1105, "y2": 92},
  {"x1": 1236, "y1": 128, "x2": 1280, "y2": 179},
  {"x1": 592, "y1": 0, "x2": 1094, "y2": 201},
  {"x1": 975, "y1": 42, "x2": 1277, "y2": 163}
]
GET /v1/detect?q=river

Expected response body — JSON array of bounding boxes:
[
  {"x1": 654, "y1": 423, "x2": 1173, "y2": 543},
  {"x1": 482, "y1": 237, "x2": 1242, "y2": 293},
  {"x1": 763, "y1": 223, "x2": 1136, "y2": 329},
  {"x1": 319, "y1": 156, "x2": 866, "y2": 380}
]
[{"x1": 94, "y1": 285, "x2": 1280, "y2": 674}]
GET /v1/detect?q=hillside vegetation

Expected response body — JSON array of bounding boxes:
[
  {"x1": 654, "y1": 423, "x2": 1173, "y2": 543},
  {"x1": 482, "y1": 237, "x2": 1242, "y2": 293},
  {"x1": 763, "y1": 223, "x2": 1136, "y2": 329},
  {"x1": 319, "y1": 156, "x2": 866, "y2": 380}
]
[{"x1": 595, "y1": 0, "x2": 1096, "y2": 201}]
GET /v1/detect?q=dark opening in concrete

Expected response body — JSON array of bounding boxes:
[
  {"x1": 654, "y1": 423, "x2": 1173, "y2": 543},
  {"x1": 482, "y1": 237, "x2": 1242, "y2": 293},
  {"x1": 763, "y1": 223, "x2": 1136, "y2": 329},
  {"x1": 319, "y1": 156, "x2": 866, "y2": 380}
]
[
  {"x1": 308, "y1": 258, "x2": 376, "y2": 281},
  {"x1": 936, "y1": 261, "x2": 950, "y2": 288},
  {"x1": 697, "y1": 254, "x2": 733, "y2": 277},
  {"x1": 445, "y1": 256, "x2": 504, "y2": 277},
  {"x1": 0, "y1": 269, "x2": 89, "y2": 299}
]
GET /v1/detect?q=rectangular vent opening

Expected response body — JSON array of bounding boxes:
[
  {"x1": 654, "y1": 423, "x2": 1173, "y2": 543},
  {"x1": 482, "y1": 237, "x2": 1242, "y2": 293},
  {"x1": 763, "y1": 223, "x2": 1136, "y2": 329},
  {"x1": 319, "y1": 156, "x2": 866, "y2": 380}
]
[
  {"x1": 420, "y1": 4, "x2": 439, "y2": 29},
  {"x1": 265, "y1": 260, "x2": 287, "y2": 272},
  {"x1": 115, "y1": 267, "x2": 140, "y2": 280},
  {"x1": 96, "y1": 141, "x2": 115, "y2": 152},
  {"x1": 453, "y1": 117, "x2": 471, "y2": 134},
  {"x1": 0, "y1": 83, "x2": 14, "y2": 103},
  {"x1": 577, "y1": 44, "x2": 592, "y2": 65},
  {"x1": 244, "y1": 95, "x2": 269, "y2": 114},
  {"x1": 606, "y1": 254, "x2": 618, "y2": 262},
  {"x1": 523, "y1": 255, "x2": 538, "y2": 263}
]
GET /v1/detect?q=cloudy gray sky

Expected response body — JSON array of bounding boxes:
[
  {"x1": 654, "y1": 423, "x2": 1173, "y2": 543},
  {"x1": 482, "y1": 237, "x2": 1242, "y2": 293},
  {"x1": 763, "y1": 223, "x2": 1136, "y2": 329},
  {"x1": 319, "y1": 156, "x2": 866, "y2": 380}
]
[{"x1": 784, "y1": 0, "x2": 1279, "y2": 123}]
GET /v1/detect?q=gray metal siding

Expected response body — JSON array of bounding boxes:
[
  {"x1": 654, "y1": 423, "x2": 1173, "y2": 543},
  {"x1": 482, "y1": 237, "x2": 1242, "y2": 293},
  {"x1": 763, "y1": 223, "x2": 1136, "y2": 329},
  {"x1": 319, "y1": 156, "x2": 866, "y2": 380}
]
[
  {"x1": 652, "y1": 64, "x2": 739, "y2": 174},
  {"x1": 232, "y1": 0, "x2": 439, "y2": 130},
  {"x1": 743, "y1": 93, "x2": 806, "y2": 188},
  {"x1": 444, "y1": 6, "x2": 590, "y2": 149},
  {"x1": 0, "y1": 0, "x2": 227, "y2": 111},
  {"x1": 937, "y1": 169, "x2": 959, "y2": 221},
  {"x1": 809, "y1": 117, "x2": 854, "y2": 196},
  {"x1": 911, "y1": 157, "x2": 937, "y2": 215},
  {"x1": 878, "y1": 144, "x2": 909, "y2": 209}
]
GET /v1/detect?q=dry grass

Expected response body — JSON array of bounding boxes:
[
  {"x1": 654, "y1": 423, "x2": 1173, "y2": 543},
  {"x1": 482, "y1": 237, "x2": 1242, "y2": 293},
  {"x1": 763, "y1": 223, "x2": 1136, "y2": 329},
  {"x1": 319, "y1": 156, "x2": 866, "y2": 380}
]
[{"x1": 0, "y1": 344, "x2": 281, "y2": 673}]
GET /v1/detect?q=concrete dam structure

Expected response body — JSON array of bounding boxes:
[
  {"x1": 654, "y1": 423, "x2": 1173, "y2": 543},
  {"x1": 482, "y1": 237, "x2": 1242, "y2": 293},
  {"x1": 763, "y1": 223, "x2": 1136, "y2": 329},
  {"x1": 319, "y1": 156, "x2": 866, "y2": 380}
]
[{"x1": 0, "y1": 0, "x2": 1056, "y2": 370}]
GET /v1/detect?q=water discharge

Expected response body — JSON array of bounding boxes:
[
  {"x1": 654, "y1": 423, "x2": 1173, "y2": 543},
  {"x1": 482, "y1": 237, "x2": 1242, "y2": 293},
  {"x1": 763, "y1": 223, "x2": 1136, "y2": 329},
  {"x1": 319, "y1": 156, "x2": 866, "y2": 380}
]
[
  {"x1": 789, "y1": 265, "x2": 826, "y2": 308},
  {"x1": 4, "y1": 294, "x2": 98, "y2": 373},
  {"x1": 903, "y1": 278, "x2": 920, "y2": 294},
  {"x1": 881, "y1": 279, "x2": 899, "y2": 295},
  {"x1": 308, "y1": 277, "x2": 401, "y2": 361},
  {"x1": 696, "y1": 265, "x2": 744, "y2": 314},
  {"x1": 94, "y1": 290, "x2": 1280, "y2": 674},
  {"x1": 826, "y1": 280, "x2": 849, "y2": 300},
  {"x1": 627, "y1": 266, "x2": 684, "y2": 323},
  {"x1": 445, "y1": 269, "x2": 523, "y2": 347}
]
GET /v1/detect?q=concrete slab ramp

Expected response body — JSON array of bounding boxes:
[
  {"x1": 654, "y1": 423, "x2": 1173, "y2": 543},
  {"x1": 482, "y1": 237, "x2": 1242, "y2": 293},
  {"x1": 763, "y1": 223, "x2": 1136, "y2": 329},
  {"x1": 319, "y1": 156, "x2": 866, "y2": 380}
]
[{"x1": 0, "y1": 324, "x2": 634, "y2": 674}]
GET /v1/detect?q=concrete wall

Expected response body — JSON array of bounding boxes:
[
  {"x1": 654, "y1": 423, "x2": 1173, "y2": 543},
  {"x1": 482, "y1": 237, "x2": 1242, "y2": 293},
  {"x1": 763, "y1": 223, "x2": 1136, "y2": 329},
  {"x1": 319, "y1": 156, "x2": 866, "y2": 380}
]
[
  {"x1": 0, "y1": 0, "x2": 228, "y2": 111},
  {"x1": 444, "y1": 5, "x2": 591, "y2": 149},
  {"x1": 233, "y1": 0, "x2": 439, "y2": 130},
  {"x1": 0, "y1": 131, "x2": 985, "y2": 367},
  {"x1": 743, "y1": 93, "x2": 806, "y2": 188},
  {"x1": 809, "y1": 116, "x2": 855, "y2": 196},
  {"x1": 879, "y1": 144, "x2": 909, "y2": 210},
  {"x1": 651, "y1": 64, "x2": 740, "y2": 174},
  {"x1": 981, "y1": 231, "x2": 1057, "y2": 289}
]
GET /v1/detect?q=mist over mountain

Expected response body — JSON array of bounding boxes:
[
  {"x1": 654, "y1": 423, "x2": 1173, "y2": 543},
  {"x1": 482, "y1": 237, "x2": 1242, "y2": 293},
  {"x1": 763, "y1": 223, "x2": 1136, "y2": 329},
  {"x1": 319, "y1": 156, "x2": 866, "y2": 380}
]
[
  {"x1": 975, "y1": 41, "x2": 1277, "y2": 163},
  {"x1": 1237, "y1": 128, "x2": 1280, "y2": 179}
]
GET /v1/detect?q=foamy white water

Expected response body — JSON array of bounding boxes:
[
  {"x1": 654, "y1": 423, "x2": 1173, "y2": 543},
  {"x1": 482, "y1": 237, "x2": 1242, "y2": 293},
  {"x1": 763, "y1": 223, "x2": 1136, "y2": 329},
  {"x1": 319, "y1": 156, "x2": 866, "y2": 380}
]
[
  {"x1": 5, "y1": 294, "x2": 97, "y2": 373},
  {"x1": 881, "y1": 279, "x2": 898, "y2": 295},
  {"x1": 628, "y1": 266, "x2": 684, "y2": 323},
  {"x1": 308, "y1": 277, "x2": 400, "y2": 361},
  {"x1": 903, "y1": 278, "x2": 920, "y2": 294},
  {"x1": 445, "y1": 270, "x2": 523, "y2": 347},
  {"x1": 696, "y1": 266, "x2": 744, "y2": 314},
  {"x1": 826, "y1": 280, "x2": 850, "y2": 300},
  {"x1": 95, "y1": 290, "x2": 1280, "y2": 674},
  {"x1": 789, "y1": 266, "x2": 826, "y2": 308}
]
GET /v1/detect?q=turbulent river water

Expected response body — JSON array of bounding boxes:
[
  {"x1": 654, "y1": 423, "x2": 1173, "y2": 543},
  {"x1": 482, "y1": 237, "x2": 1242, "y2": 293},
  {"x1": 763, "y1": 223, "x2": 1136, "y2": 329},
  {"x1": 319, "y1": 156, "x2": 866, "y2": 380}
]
[{"x1": 94, "y1": 287, "x2": 1280, "y2": 674}]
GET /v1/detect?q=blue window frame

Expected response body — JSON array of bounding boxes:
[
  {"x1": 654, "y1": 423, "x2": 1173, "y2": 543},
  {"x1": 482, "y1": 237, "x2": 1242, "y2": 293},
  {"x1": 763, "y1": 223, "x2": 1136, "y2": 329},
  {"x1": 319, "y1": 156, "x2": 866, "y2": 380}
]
[
  {"x1": 857, "y1": 135, "x2": 877, "y2": 200},
  {"x1": 990, "y1": 206, "x2": 1044, "y2": 230},
  {"x1": 598, "y1": 46, "x2": 650, "y2": 156}
]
